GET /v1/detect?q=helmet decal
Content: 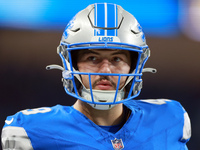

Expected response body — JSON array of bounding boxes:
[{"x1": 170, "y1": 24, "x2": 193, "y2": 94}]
[
  {"x1": 63, "y1": 16, "x2": 76, "y2": 39},
  {"x1": 137, "y1": 24, "x2": 146, "y2": 42}
]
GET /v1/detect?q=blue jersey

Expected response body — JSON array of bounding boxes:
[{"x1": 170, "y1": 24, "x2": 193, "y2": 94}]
[{"x1": 1, "y1": 99, "x2": 191, "y2": 150}]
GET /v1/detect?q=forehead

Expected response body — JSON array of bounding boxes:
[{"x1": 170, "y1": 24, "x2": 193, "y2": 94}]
[{"x1": 77, "y1": 49, "x2": 130, "y2": 56}]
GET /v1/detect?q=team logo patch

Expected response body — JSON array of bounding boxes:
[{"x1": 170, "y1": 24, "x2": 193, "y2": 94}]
[{"x1": 111, "y1": 138, "x2": 124, "y2": 150}]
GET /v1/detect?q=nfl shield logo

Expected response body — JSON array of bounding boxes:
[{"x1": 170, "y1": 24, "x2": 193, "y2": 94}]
[{"x1": 111, "y1": 138, "x2": 124, "y2": 150}]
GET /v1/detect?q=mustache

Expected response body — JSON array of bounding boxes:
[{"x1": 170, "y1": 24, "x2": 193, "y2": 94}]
[{"x1": 92, "y1": 76, "x2": 116, "y2": 89}]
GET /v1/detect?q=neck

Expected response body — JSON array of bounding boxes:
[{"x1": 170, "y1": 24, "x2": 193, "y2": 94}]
[{"x1": 73, "y1": 100, "x2": 125, "y2": 126}]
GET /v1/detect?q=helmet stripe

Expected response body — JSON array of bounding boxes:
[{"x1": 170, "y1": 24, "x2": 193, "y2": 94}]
[
  {"x1": 107, "y1": 3, "x2": 117, "y2": 36},
  {"x1": 104, "y1": 3, "x2": 107, "y2": 36},
  {"x1": 94, "y1": 3, "x2": 118, "y2": 36},
  {"x1": 94, "y1": 3, "x2": 105, "y2": 36}
]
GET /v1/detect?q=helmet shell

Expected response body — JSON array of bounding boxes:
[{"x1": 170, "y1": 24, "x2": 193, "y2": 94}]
[{"x1": 61, "y1": 3, "x2": 146, "y2": 47}]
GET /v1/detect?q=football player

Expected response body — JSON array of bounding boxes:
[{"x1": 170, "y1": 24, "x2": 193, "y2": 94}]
[{"x1": 1, "y1": 3, "x2": 191, "y2": 150}]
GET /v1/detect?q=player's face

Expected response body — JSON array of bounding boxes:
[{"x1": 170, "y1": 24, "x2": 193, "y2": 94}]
[{"x1": 77, "y1": 49, "x2": 131, "y2": 90}]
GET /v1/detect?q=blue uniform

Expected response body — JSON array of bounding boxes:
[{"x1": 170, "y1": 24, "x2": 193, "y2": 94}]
[{"x1": 1, "y1": 99, "x2": 191, "y2": 150}]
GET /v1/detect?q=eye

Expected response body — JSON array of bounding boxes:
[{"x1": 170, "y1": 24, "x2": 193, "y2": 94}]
[
  {"x1": 113, "y1": 57, "x2": 121, "y2": 62},
  {"x1": 87, "y1": 56, "x2": 97, "y2": 61}
]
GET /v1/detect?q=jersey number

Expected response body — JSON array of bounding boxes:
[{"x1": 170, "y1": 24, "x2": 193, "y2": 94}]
[
  {"x1": 21, "y1": 107, "x2": 51, "y2": 115},
  {"x1": 140, "y1": 99, "x2": 171, "y2": 105}
]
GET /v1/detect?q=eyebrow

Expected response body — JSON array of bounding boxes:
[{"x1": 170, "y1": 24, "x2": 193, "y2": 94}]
[
  {"x1": 78, "y1": 50, "x2": 99, "y2": 56},
  {"x1": 111, "y1": 51, "x2": 129, "y2": 57}
]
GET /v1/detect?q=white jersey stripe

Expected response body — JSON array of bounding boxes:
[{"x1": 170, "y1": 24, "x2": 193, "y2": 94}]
[{"x1": 2, "y1": 126, "x2": 34, "y2": 150}]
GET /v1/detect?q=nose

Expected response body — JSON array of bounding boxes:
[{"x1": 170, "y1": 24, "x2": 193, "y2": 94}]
[{"x1": 98, "y1": 59, "x2": 112, "y2": 73}]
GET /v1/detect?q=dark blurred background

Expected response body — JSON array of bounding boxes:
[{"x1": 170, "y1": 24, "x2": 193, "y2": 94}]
[{"x1": 0, "y1": 0, "x2": 199, "y2": 149}]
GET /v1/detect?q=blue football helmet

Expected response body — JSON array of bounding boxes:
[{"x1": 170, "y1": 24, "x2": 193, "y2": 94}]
[{"x1": 47, "y1": 3, "x2": 156, "y2": 110}]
